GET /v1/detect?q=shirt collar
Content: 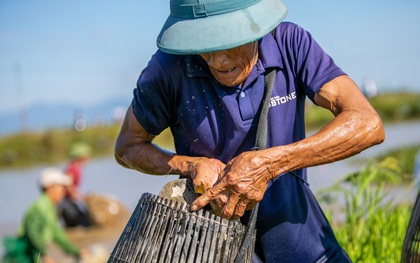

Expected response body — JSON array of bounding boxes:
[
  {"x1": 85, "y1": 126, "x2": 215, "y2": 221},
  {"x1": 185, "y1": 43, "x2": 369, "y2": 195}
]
[
  {"x1": 242, "y1": 32, "x2": 283, "y2": 88},
  {"x1": 258, "y1": 31, "x2": 283, "y2": 69}
]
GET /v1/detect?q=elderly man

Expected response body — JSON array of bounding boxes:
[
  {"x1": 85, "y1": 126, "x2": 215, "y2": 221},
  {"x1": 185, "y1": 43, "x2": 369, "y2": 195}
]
[{"x1": 114, "y1": 0, "x2": 385, "y2": 261}]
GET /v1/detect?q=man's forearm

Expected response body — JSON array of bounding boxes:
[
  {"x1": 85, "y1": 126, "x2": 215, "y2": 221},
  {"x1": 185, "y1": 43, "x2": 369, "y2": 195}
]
[
  {"x1": 115, "y1": 141, "x2": 174, "y2": 175},
  {"x1": 266, "y1": 109, "x2": 385, "y2": 177},
  {"x1": 115, "y1": 142, "x2": 200, "y2": 177}
]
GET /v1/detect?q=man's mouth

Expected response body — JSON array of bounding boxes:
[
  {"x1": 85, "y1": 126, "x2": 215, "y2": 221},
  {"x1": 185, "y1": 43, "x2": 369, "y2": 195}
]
[{"x1": 218, "y1": 67, "x2": 236, "y2": 74}]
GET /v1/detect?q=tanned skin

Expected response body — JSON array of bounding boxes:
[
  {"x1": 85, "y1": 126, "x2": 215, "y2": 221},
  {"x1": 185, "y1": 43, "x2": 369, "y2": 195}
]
[{"x1": 114, "y1": 42, "x2": 385, "y2": 220}]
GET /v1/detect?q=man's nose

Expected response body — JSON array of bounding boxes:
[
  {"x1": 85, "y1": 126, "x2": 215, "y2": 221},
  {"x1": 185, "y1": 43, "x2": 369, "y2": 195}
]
[{"x1": 207, "y1": 51, "x2": 229, "y2": 68}]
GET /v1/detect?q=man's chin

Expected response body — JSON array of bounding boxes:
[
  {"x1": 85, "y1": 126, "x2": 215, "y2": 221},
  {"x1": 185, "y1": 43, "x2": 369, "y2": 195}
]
[{"x1": 215, "y1": 78, "x2": 241, "y2": 87}]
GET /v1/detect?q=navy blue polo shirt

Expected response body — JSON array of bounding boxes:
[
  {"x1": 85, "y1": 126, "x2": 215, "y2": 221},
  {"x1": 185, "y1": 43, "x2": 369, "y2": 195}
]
[{"x1": 132, "y1": 22, "x2": 350, "y2": 262}]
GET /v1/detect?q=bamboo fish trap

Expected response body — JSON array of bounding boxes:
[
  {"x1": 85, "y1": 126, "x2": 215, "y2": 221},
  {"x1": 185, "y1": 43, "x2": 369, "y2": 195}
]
[{"x1": 108, "y1": 192, "x2": 255, "y2": 263}]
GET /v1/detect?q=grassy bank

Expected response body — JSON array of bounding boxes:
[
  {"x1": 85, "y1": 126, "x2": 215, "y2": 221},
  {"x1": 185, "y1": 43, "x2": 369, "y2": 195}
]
[
  {"x1": 0, "y1": 125, "x2": 120, "y2": 169},
  {"x1": 317, "y1": 153, "x2": 418, "y2": 262},
  {"x1": 0, "y1": 124, "x2": 175, "y2": 170},
  {"x1": 305, "y1": 92, "x2": 420, "y2": 129}
]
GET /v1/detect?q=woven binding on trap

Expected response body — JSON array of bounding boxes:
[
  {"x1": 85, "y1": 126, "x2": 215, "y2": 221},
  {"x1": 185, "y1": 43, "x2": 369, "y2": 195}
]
[{"x1": 108, "y1": 192, "x2": 255, "y2": 263}]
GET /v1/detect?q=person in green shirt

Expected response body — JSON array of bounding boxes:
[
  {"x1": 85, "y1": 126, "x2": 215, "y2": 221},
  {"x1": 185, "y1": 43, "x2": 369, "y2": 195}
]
[{"x1": 3, "y1": 168, "x2": 86, "y2": 263}]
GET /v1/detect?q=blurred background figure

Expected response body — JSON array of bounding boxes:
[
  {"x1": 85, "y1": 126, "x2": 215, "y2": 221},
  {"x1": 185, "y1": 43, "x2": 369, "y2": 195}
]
[
  {"x1": 59, "y1": 142, "x2": 93, "y2": 228},
  {"x1": 361, "y1": 78, "x2": 378, "y2": 98},
  {"x1": 2, "y1": 168, "x2": 87, "y2": 263}
]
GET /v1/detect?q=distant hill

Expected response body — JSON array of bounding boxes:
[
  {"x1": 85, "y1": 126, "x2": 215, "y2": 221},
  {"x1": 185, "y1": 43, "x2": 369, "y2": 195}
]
[{"x1": 0, "y1": 97, "x2": 131, "y2": 136}]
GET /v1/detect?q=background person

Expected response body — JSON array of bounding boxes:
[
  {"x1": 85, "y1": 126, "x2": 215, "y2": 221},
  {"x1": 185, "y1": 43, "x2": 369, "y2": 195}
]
[
  {"x1": 114, "y1": 0, "x2": 385, "y2": 261},
  {"x1": 59, "y1": 142, "x2": 93, "y2": 228},
  {"x1": 2, "y1": 168, "x2": 87, "y2": 263}
]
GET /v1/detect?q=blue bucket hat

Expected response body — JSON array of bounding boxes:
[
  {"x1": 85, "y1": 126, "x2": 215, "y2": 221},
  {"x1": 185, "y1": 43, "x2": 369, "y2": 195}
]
[{"x1": 157, "y1": 0, "x2": 288, "y2": 55}]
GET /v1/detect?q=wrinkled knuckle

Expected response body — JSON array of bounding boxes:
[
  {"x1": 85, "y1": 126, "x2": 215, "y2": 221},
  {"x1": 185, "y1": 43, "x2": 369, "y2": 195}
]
[
  {"x1": 254, "y1": 191, "x2": 264, "y2": 202},
  {"x1": 219, "y1": 195, "x2": 228, "y2": 204},
  {"x1": 225, "y1": 175, "x2": 238, "y2": 185},
  {"x1": 234, "y1": 203, "x2": 247, "y2": 218},
  {"x1": 206, "y1": 188, "x2": 220, "y2": 199},
  {"x1": 233, "y1": 211, "x2": 242, "y2": 219},
  {"x1": 235, "y1": 183, "x2": 249, "y2": 193},
  {"x1": 222, "y1": 206, "x2": 234, "y2": 219},
  {"x1": 222, "y1": 211, "x2": 232, "y2": 219}
]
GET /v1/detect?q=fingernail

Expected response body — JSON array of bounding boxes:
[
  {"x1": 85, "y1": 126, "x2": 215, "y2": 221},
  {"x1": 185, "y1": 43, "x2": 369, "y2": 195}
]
[{"x1": 190, "y1": 205, "x2": 197, "y2": 211}]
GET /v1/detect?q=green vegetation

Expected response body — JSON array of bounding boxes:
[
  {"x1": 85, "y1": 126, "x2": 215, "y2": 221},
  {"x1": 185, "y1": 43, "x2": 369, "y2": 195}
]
[
  {"x1": 305, "y1": 92, "x2": 420, "y2": 130},
  {"x1": 372, "y1": 145, "x2": 420, "y2": 184},
  {"x1": 316, "y1": 141, "x2": 420, "y2": 261},
  {"x1": 0, "y1": 124, "x2": 174, "y2": 170},
  {"x1": 370, "y1": 92, "x2": 420, "y2": 122},
  {"x1": 0, "y1": 125, "x2": 119, "y2": 169},
  {"x1": 317, "y1": 157, "x2": 415, "y2": 262}
]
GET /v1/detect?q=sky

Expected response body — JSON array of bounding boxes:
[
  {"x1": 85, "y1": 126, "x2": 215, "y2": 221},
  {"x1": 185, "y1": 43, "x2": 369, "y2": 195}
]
[{"x1": 1, "y1": 0, "x2": 420, "y2": 116}]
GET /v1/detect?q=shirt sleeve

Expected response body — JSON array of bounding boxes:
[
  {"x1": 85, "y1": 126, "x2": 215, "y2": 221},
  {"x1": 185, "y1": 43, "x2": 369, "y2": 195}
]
[
  {"x1": 52, "y1": 221, "x2": 80, "y2": 256},
  {"x1": 276, "y1": 22, "x2": 346, "y2": 102},
  {"x1": 131, "y1": 51, "x2": 175, "y2": 136},
  {"x1": 23, "y1": 205, "x2": 49, "y2": 256}
]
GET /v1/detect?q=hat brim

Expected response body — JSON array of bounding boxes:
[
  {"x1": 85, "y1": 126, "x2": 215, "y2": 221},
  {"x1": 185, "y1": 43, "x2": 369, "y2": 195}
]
[{"x1": 157, "y1": 0, "x2": 287, "y2": 55}]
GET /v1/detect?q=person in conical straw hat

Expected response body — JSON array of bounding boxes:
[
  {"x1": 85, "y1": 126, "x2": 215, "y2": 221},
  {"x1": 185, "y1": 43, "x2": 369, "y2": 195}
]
[{"x1": 115, "y1": 0, "x2": 384, "y2": 261}]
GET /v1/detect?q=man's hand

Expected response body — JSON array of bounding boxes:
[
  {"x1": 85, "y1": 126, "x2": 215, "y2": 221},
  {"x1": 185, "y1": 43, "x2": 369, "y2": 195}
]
[
  {"x1": 190, "y1": 150, "x2": 273, "y2": 219},
  {"x1": 189, "y1": 157, "x2": 226, "y2": 194}
]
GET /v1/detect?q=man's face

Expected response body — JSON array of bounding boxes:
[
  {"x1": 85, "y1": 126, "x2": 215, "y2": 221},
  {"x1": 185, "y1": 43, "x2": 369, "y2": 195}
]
[{"x1": 199, "y1": 41, "x2": 258, "y2": 87}]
